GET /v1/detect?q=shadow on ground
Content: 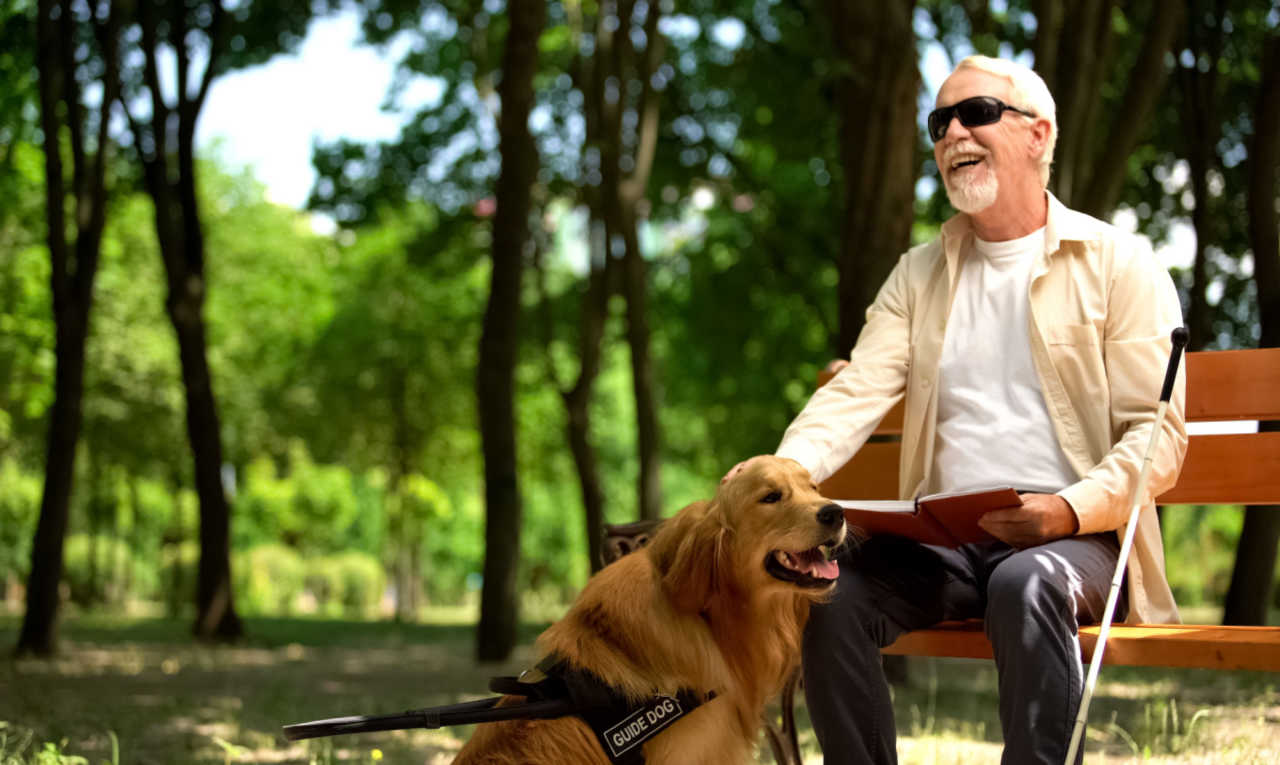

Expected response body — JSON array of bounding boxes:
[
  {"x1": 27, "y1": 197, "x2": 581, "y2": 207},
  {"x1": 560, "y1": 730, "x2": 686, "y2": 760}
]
[{"x1": 2, "y1": 615, "x2": 1277, "y2": 764}]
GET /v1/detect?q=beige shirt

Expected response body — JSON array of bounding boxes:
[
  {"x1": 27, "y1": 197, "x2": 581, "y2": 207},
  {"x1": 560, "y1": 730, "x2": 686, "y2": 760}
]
[{"x1": 776, "y1": 193, "x2": 1187, "y2": 624}]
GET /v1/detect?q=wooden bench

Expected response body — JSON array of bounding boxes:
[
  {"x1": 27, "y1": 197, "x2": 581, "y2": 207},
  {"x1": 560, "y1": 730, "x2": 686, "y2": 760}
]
[
  {"x1": 817, "y1": 347, "x2": 1280, "y2": 672},
  {"x1": 606, "y1": 348, "x2": 1280, "y2": 763}
]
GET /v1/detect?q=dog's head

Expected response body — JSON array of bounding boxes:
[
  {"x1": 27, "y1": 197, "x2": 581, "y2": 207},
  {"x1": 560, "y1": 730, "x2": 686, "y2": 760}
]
[{"x1": 650, "y1": 457, "x2": 846, "y2": 613}]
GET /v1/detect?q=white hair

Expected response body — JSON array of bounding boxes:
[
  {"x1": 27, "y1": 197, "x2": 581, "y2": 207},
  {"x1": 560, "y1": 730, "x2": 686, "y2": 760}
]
[{"x1": 954, "y1": 55, "x2": 1058, "y2": 188}]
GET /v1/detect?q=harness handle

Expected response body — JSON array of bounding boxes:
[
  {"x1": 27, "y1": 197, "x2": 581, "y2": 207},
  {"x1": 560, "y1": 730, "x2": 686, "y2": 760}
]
[{"x1": 282, "y1": 697, "x2": 576, "y2": 741}]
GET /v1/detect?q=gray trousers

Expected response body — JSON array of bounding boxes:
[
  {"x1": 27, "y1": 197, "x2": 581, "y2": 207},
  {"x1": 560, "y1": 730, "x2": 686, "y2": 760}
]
[{"x1": 802, "y1": 533, "x2": 1124, "y2": 765}]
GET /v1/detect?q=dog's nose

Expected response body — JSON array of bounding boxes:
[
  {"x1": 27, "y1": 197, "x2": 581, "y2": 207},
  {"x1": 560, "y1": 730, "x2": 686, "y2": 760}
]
[{"x1": 817, "y1": 503, "x2": 844, "y2": 528}]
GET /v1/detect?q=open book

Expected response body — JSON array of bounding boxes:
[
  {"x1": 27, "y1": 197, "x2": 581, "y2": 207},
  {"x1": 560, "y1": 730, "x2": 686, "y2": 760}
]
[{"x1": 835, "y1": 486, "x2": 1022, "y2": 547}]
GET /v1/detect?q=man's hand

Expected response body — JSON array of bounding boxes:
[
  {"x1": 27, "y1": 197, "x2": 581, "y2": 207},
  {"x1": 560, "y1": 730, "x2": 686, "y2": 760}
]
[
  {"x1": 722, "y1": 455, "x2": 770, "y2": 485},
  {"x1": 978, "y1": 493, "x2": 1079, "y2": 549}
]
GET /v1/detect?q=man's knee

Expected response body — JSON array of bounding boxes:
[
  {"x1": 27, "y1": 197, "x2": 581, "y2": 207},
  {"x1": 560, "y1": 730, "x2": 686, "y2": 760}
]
[
  {"x1": 985, "y1": 550, "x2": 1073, "y2": 623},
  {"x1": 806, "y1": 573, "x2": 881, "y2": 643}
]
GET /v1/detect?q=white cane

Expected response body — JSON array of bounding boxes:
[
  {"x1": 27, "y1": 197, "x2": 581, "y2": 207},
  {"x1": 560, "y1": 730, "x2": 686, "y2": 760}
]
[{"x1": 1064, "y1": 326, "x2": 1188, "y2": 765}]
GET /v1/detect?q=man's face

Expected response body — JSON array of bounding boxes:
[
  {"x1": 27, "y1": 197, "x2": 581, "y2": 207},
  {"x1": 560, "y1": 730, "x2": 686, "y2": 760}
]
[{"x1": 932, "y1": 69, "x2": 1036, "y2": 215}]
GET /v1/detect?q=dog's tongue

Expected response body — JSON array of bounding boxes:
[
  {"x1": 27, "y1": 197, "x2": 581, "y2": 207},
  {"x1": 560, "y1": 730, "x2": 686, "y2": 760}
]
[{"x1": 796, "y1": 549, "x2": 840, "y2": 580}]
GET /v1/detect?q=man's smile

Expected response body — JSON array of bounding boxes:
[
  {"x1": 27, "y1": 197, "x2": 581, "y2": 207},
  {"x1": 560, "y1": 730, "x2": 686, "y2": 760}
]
[{"x1": 950, "y1": 155, "x2": 984, "y2": 171}]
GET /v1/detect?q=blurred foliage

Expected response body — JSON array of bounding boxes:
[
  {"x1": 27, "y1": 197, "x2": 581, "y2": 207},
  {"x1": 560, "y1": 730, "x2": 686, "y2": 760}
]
[
  {"x1": 61, "y1": 533, "x2": 157, "y2": 608},
  {"x1": 159, "y1": 540, "x2": 200, "y2": 618},
  {"x1": 1161, "y1": 506, "x2": 1248, "y2": 608},
  {"x1": 313, "y1": 551, "x2": 387, "y2": 618},
  {"x1": 235, "y1": 444, "x2": 379, "y2": 555},
  {"x1": 0, "y1": 458, "x2": 41, "y2": 589},
  {"x1": 234, "y1": 544, "x2": 306, "y2": 616}
]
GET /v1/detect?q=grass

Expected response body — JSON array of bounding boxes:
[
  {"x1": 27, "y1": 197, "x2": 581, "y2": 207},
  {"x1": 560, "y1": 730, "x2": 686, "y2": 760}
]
[{"x1": 1, "y1": 612, "x2": 1278, "y2": 764}]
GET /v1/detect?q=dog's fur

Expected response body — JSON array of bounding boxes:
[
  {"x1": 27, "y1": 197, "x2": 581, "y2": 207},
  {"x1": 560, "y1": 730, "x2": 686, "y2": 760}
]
[{"x1": 454, "y1": 457, "x2": 846, "y2": 764}]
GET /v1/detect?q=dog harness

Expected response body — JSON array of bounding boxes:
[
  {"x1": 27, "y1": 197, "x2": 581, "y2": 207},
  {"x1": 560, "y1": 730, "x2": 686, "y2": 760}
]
[
  {"x1": 490, "y1": 654, "x2": 716, "y2": 764},
  {"x1": 281, "y1": 653, "x2": 716, "y2": 765}
]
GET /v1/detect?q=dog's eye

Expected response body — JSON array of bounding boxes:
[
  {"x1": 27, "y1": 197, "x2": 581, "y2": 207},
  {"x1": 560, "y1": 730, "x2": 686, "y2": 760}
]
[{"x1": 760, "y1": 491, "x2": 782, "y2": 504}]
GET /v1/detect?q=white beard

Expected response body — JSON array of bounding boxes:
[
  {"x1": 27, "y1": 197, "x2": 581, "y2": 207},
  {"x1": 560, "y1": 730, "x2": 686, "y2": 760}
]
[
  {"x1": 941, "y1": 140, "x2": 999, "y2": 214},
  {"x1": 944, "y1": 166, "x2": 999, "y2": 213}
]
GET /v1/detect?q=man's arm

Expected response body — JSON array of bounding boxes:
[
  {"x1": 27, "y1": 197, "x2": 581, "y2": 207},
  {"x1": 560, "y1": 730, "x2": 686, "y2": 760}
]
[{"x1": 1056, "y1": 241, "x2": 1189, "y2": 535}]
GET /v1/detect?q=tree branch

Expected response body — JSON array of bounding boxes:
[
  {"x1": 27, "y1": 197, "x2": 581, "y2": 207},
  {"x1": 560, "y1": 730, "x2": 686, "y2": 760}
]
[
  {"x1": 139, "y1": 0, "x2": 170, "y2": 168},
  {"x1": 620, "y1": 0, "x2": 663, "y2": 204},
  {"x1": 1077, "y1": 0, "x2": 1184, "y2": 217},
  {"x1": 77, "y1": 0, "x2": 123, "y2": 303},
  {"x1": 56, "y1": 0, "x2": 86, "y2": 229},
  {"x1": 171, "y1": 0, "x2": 189, "y2": 113},
  {"x1": 36, "y1": 0, "x2": 68, "y2": 313},
  {"x1": 192, "y1": 1, "x2": 227, "y2": 114},
  {"x1": 1031, "y1": 0, "x2": 1063, "y2": 92}
]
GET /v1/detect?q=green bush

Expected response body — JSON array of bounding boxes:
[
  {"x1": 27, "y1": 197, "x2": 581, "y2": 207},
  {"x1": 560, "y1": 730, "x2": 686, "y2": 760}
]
[
  {"x1": 304, "y1": 552, "x2": 385, "y2": 618},
  {"x1": 159, "y1": 541, "x2": 200, "y2": 617},
  {"x1": 0, "y1": 458, "x2": 40, "y2": 587},
  {"x1": 332, "y1": 551, "x2": 386, "y2": 618},
  {"x1": 62, "y1": 534, "x2": 151, "y2": 607},
  {"x1": 1161, "y1": 505, "x2": 1244, "y2": 607},
  {"x1": 233, "y1": 544, "x2": 306, "y2": 615},
  {"x1": 234, "y1": 443, "x2": 382, "y2": 557}
]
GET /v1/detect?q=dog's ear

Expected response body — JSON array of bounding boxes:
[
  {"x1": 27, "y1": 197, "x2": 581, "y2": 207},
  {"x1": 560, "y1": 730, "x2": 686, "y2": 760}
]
[{"x1": 649, "y1": 500, "x2": 729, "y2": 614}]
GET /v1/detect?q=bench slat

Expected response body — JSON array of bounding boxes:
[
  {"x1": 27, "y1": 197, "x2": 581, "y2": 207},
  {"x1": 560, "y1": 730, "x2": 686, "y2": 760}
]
[
  {"x1": 1157, "y1": 432, "x2": 1280, "y2": 505},
  {"x1": 817, "y1": 441, "x2": 899, "y2": 501},
  {"x1": 882, "y1": 621, "x2": 1280, "y2": 672},
  {"x1": 1185, "y1": 347, "x2": 1280, "y2": 422}
]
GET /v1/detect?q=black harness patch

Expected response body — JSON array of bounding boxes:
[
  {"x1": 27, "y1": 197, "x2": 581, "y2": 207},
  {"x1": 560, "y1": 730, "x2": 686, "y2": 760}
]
[
  {"x1": 598, "y1": 694, "x2": 686, "y2": 761},
  {"x1": 490, "y1": 654, "x2": 716, "y2": 765},
  {"x1": 282, "y1": 654, "x2": 715, "y2": 764}
]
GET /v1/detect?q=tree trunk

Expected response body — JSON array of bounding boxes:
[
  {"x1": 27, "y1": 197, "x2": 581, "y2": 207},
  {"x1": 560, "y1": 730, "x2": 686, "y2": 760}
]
[
  {"x1": 1075, "y1": 0, "x2": 1184, "y2": 217},
  {"x1": 1222, "y1": 32, "x2": 1280, "y2": 626},
  {"x1": 620, "y1": 213, "x2": 663, "y2": 522},
  {"x1": 475, "y1": 0, "x2": 545, "y2": 663},
  {"x1": 119, "y1": 0, "x2": 241, "y2": 642},
  {"x1": 1043, "y1": 0, "x2": 1181, "y2": 216},
  {"x1": 390, "y1": 369, "x2": 420, "y2": 621},
  {"x1": 1184, "y1": 107, "x2": 1216, "y2": 353},
  {"x1": 18, "y1": 314, "x2": 90, "y2": 655},
  {"x1": 1046, "y1": 0, "x2": 1116, "y2": 207},
  {"x1": 16, "y1": 0, "x2": 115, "y2": 657},
  {"x1": 542, "y1": 214, "x2": 613, "y2": 572},
  {"x1": 1177, "y1": 0, "x2": 1226, "y2": 352},
  {"x1": 169, "y1": 280, "x2": 242, "y2": 639},
  {"x1": 591, "y1": 0, "x2": 667, "y2": 522},
  {"x1": 566, "y1": 385, "x2": 607, "y2": 571},
  {"x1": 826, "y1": 0, "x2": 919, "y2": 354},
  {"x1": 541, "y1": 7, "x2": 618, "y2": 572},
  {"x1": 176, "y1": 113, "x2": 241, "y2": 640},
  {"x1": 1030, "y1": 0, "x2": 1065, "y2": 94},
  {"x1": 1249, "y1": 35, "x2": 1280, "y2": 348}
]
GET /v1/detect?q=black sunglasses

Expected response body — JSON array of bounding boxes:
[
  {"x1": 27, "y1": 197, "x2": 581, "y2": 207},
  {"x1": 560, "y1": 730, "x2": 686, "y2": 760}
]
[{"x1": 927, "y1": 96, "x2": 1037, "y2": 142}]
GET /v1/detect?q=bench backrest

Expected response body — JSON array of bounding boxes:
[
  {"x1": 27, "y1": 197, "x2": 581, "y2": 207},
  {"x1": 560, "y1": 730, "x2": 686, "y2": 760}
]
[{"x1": 815, "y1": 348, "x2": 1280, "y2": 507}]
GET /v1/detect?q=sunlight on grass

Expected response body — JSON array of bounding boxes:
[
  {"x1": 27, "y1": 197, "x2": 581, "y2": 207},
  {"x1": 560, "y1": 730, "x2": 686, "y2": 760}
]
[{"x1": 2, "y1": 615, "x2": 1277, "y2": 764}]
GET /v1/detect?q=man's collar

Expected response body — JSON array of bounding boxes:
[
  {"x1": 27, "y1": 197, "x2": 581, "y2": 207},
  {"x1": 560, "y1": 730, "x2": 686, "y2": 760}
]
[{"x1": 940, "y1": 190, "x2": 1080, "y2": 262}]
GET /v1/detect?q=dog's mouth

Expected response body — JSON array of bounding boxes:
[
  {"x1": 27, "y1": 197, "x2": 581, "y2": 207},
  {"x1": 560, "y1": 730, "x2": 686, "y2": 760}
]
[{"x1": 765, "y1": 539, "x2": 842, "y2": 589}]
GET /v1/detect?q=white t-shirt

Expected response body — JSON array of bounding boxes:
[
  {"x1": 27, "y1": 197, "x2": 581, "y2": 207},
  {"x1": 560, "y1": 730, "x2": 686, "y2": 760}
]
[{"x1": 933, "y1": 227, "x2": 1079, "y2": 495}]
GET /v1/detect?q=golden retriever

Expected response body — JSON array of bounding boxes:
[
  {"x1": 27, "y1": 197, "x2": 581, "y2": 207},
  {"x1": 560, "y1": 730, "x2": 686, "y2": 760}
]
[{"x1": 454, "y1": 456, "x2": 846, "y2": 764}]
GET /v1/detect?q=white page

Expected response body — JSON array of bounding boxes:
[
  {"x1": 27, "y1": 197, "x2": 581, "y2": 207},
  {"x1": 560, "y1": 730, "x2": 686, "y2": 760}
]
[{"x1": 832, "y1": 499, "x2": 915, "y2": 514}]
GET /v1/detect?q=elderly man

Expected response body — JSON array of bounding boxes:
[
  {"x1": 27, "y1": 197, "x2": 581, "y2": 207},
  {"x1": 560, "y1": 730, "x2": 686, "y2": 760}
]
[{"x1": 725, "y1": 56, "x2": 1187, "y2": 764}]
